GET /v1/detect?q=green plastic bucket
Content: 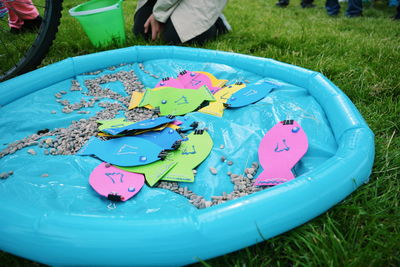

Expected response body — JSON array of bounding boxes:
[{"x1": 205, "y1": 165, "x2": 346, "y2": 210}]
[{"x1": 69, "y1": 0, "x2": 125, "y2": 48}]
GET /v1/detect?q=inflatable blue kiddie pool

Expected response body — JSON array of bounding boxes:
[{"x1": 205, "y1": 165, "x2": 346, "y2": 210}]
[{"x1": 0, "y1": 46, "x2": 374, "y2": 266}]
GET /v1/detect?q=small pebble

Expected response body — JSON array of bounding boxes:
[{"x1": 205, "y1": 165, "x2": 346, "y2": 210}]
[
  {"x1": 51, "y1": 110, "x2": 57, "y2": 114},
  {"x1": 0, "y1": 172, "x2": 9, "y2": 179},
  {"x1": 27, "y1": 149, "x2": 36, "y2": 155},
  {"x1": 209, "y1": 167, "x2": 218, "y2": 175},
  {"x1": 193, "y1": 169, "x2": 197, "y2": 174},
  {"x1": 227, "y1": 161, "x2": 233, "y2": 166},
  {"x1": 227, "y1": 171, "x2": 232, "y2": 176},
  {"x1": 220, "y1": 144, "x2": 225, "y2": 149},
  {"x1": 221, "y1": 156, "x2": 226, "y2": 162},
  {"x1": 105, "y1": 163, "x2": 111, "y2": 168},
  {"x1": 41, "y1": 173, "x2": 49, "y2": 178},
  {"x1": 45, "y1": 138, "x2": 53, "y2": 145},
  {"x1": 245, "y1": 168, "x2": 256, "y2": 175}
]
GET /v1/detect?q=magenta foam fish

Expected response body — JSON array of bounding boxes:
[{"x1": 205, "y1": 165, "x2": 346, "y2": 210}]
[
  {"x1": 254, "y1": 120, "x2": 308, "y2": 186},
  {"x1": 89, "y1": 163, "x2": 145, "y2": 201},
  {"x1": 155, "y1": 76, "x2": 185, "y2": 88},
  {"x1": 155, "y1": 70, "x2": 227, "y2": 94},
  {"x1": 178, "y1": 70, "x2": 226, "y2": 94}
]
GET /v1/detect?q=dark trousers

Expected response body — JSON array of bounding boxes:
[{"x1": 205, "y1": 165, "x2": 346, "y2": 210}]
[
  {"x1": 133, "y1": 0, "x2": 227, "y2": 45},
  {"x1": 396, "y1": 4, "x2": 400, "y2": 19},
  {"x1": 325, "y1": 0, "x2": 362, "y2": 16},
  {"x1": 277, "y1": 0, "x2": 314, "y2": 7}
]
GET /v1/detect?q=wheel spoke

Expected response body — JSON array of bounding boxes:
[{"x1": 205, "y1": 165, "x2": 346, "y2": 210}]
[{"x1": 0, "y1": 0, "x2": 62, "y2": 81}]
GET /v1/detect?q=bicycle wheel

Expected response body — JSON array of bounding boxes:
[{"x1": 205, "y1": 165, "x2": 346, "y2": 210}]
[{"x1": 0, "y1": 0, "x2": 63, "y2": 82}]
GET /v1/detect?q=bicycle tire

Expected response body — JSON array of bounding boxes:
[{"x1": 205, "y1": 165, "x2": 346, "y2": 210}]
[{"x1": 0, "y1": 0, "x2": 63, "y2": 82}]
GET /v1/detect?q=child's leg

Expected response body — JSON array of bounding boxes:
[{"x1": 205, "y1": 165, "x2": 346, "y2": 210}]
[
  {"x1": 133, "y1": 0, "x2": 157, "y2": 39},
  {"x1": 0, "y1": 1, "x2": 8, "y2": 19},
  {"x1": 3, "y1": 0, "x2": 39, "y2": 29}
]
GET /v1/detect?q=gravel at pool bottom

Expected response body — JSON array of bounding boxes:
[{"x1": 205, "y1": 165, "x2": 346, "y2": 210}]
[{"x1": 0, "y1": 65, "x2": 266, "y2": 209}]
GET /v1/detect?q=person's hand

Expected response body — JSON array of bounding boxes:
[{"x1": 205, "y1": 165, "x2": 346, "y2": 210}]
[{"x1": 144, "y1": 14, "x2": 164, "y2": 41}]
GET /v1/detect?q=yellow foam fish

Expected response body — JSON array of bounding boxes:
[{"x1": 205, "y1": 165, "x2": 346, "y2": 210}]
[
  {"x1": 193, "y1": 71, "x2": 228, "y2": 90},
  {"x1": 198, "y1": 82, "x2": 246, "y2": 117}
]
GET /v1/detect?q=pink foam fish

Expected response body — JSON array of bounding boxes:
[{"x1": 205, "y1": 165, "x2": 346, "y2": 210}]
[
  {"x1": 154, "y1": 71, "x2": 227, "y2": 94},
  {"x1": 178, "y1": 70, "x2": 227, "y2": 94},
  {"x1": 155, "y1": 76, "x2": 184, "y2": 88},
  {"x1": 89, "y1": 163, "x2": 145, "y2": 201},
  {"x1": 254, "y1": 120, "x2": 308, "y2": 186}
]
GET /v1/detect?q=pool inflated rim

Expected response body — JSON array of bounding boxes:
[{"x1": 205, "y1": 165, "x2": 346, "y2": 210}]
[{"x1": 0, "y1": 46, "x2": 374, "y2": 266}]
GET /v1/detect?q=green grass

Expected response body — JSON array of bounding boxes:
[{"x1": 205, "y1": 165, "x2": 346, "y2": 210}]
[{"x1": 1, "y1": 0, "x2": 399, "y2": 266}]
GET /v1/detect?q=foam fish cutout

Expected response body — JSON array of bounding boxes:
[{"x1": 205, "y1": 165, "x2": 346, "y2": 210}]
[
  {"x1": 117, "y1": 129, "x2": 213, "y2": 186},
  {"x1": 116, "y1": 160, "x2": 177, "y2": 187},
  {"x1": 128, "y1": 71, "x2": 226, "y2": 110},
  {"x1": 97, "y1": 118, "x2": 134, "y2": 132},
  {"x1": 77, "y1": 136, "x2": 168, "y2": 167},
  {"x1": 135, "y1": 127, "x2": 182, "y2": 151},
  {"x1": 97, "y1": 123, "x2": 180, "y2": 138},
  {"x1": 139, "y1": 85, "x2": 215, "y2": 116},
  {"x1": 175, "y1": 115, "x2": 198, "y2": 132},
  {"x1": 178, "y1": 70, "x2": 227, "y2": 94},
  {"x1": 254, "y1": 120, "x2": 308, "y2": 186},
  {"x1": 89, "y1": 163, "x2": 145, "y2": 201},
  {"x1": 155, "y1": 70, "x2": 227, "y2": 94},
  {"x1": 198, "y1": 82, "x2": 246, "y2": 117},
  {"x1": 129, "y1": 91, "x2": 145, "y2": 109},
  {"x1": 225, "y1": 80, "x2": 278, "y2": 108},
  {"x1": 161, "y1": 129, "x2": 213, "y2": 183},
  {"x1": 102, "y1": 115, "x2": 176, "y2": 135},
  {"x1": 155, "y1": 76, "x2": 185, "y2": 88}
]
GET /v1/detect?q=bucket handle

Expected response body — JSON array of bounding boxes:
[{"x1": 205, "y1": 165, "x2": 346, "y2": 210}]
[{"x1": 69, "y1": 0, "x2": 123, "y2": 16}]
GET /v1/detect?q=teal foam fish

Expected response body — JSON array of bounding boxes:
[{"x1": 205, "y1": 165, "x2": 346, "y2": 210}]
[
  {"x1": 77, "y1": 136, "x2": 168, "y2": 167},
  {"x1": 225, "y1": 80, "x2": 278, "y2": 108},
  {"x1": 136, "y1": 127, "x2": 182, "y2": 151}
]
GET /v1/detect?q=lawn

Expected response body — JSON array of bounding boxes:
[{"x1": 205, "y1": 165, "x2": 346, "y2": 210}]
[{"x1": 0, "y1": 0, "x2": 399, "y2": 266}]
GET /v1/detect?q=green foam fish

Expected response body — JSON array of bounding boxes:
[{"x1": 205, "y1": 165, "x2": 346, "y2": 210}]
[
  {"x1": 97, "y1": 118, "x2": 134, "y2": 132},
  {"x1": 116, "y1": 129, "x2": 213, "y2": 186},
  {"x1": 116, "y1": 160, "x2": 178, "y2": 187},
  {"x1": 139, "y1": 85, "x2": 216, "y2": 116}
]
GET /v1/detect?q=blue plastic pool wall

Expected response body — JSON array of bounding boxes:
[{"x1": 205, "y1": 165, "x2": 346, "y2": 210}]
[{"x1": 0, "y1": 46, "x2": 374, "y2": 266}]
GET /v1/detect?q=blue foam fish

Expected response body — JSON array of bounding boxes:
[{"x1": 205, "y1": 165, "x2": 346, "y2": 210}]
[
  {"x1": 175, "y1": 115, "x2": 198, "y2": 132},
  {"x1": 135, "y1": 127, "x2": 182, "y2": 150},
  {"x1": 77, "y1": 136, "x2": 167, "y2": 167},
  {"x1": 225, "y1": 80, "x2": 278, "y2": 108},
  {"x1": 102, "y1": 115, "x2": 176, "y2": 136}
]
